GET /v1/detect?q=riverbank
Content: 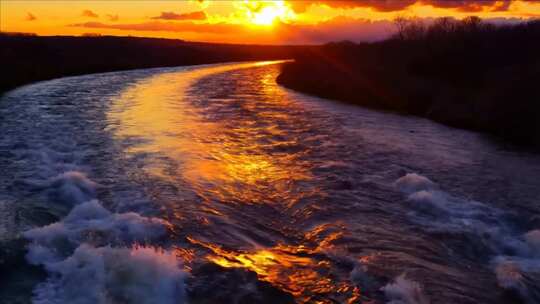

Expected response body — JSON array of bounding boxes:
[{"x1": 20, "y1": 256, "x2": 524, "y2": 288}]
[
  {"x1": 277, "y1": 18, "x2": 540, "y2": 146},
  {"x1": 0, "y1": 34, "x2": 304, "y2": 94}
]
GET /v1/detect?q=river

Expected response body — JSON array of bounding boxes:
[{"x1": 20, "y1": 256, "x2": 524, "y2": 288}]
[{"x1": 1, "y1": 61, "x2": 540, "y2": 304}]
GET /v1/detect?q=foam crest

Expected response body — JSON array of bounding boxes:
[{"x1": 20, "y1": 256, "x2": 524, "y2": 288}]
[
  {"x1": 394, "y1": 173, "x2": 437, "y2": 195},
  {"x1": 494, "y1": 257, "x2": 526, "y2": 290},
  {"x1": 491, "y1": 256, "x2": 540, "y2": 303},
  {"x1": 32, "y1": 244, "x2": 185, "y2": 304},
  {"x1": 23, "y1": 177, "x2": 183, "y2": 303},
  {"x1": 395, "y1": 173, "x2": 540, "y2": 303},
  {"x1": 381, "y1": 274, "x2": 430, "y2": 304},
  {"x1": 396, "y1": 173, "x2": 505, "y2": 237},
  {"x1": 24, "y1": 200, "x2": 169, "y2": 265},
  {"x1": 491, "y1": 231, "x2": 540, "y2": 302},
  {"x1": 48, "y1": 171, "x2": 98, "y2": 206}
]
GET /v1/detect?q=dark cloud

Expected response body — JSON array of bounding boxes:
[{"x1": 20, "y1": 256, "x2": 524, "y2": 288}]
[
  {"x1": 82, "y1": 9, "x2": 99, "y2": 18},
  {"x1": 151, "y1": 11, "x2": 207, "y2": 21},
  {"x1": 25, "y1": 12, "x2": 37, "y2": 21},
  {"x1": 69, "y1": 21, "x2": 238, "y2": 34},
  {"x1": 426, "y1": 1, "x2": 511, "y2": 12},
  {"x1": 286, "y1": 0, "x2": 514, "y2": 13},
  {"x1": 288, "y1": 1, "x2": 415, "y2": 13}
]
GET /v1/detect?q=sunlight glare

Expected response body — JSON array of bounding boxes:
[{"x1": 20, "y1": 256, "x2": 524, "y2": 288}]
[{"x1": 240, "y1": 0, "x2": 296, "y2": 26}]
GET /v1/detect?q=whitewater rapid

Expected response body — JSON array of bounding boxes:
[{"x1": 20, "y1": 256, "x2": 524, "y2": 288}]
[{"x1": 1, "y1": 61, "x2": 540, "y2": 304}]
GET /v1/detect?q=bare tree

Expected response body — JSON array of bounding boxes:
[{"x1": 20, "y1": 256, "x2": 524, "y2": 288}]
[
  {"x1": 393, "y1": 16, "x2": 425, "y2": 41},
  {"x1": 393, "y1": 16, "x2": 409, "y2": 41}
]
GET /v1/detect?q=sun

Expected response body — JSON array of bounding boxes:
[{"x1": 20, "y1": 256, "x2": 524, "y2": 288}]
[
  {"x1": 240, "y1": 1, "x2": 296, "y2": 26},
  {"x1": 252, "y1": 5, "x2": 286, "y2": 25}
]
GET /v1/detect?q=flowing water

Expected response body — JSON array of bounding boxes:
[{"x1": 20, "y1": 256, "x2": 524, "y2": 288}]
[{"x1": 1, "y1": 61, "x2": 540, "y2": 304}]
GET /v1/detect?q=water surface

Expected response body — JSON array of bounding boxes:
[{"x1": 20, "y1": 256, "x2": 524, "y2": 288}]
[{"x1": 1, "y1": 61, "x2": 540, "y2": 304}]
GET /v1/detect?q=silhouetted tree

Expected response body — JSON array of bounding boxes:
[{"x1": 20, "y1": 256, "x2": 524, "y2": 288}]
[{"x1": 278, "y1": 17, "x2": 540, "y2": 146}]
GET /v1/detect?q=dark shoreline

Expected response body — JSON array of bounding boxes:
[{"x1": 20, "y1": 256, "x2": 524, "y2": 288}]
[
  {"x1": 0, "y1": 34, "x2": 305, "y2": 94},
  {"x1": 277, "y1": 18, "x2": 540, "y2": 147}
]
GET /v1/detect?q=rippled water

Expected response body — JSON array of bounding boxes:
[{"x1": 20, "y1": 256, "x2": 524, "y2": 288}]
[{"x1": 1, "y1": 61, "x2": 540, "y2": 304}]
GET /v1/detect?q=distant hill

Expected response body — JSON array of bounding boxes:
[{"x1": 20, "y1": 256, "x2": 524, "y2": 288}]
[
  {"x1": 0, "y1": 34, "x2": 304, "y2": 93},
  {"x1": 277, "y1": 17, "x2": 540, "y2": 146}
]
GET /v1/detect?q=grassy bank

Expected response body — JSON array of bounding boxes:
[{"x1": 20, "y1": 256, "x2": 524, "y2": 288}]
[
  {"x1": 0, "y1": 34, "x2": 304, "y2": 93},
  {"x1": 277, "y1": 17, "x2": 540, "y2": 146}
]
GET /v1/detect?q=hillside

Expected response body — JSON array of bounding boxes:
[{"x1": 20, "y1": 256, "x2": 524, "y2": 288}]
[{"x1": 0, "y1": 34, "x2": 302, "y2": 93}]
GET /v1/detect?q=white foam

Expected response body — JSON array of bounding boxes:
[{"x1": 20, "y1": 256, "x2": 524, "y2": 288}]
[
  {"x1": 493, "y1": 257, "x2": 525, "y2": 291},
  {"x1": 394, "y1": 173, "x2": 437, "y2": 195},
  {"x1": 20, "y1": 161, "x2": 184, "y2": 303},
  {"x1": 405, "y1": 190, "x2": 448, "y2": 214},
  {"x1": 395, "y1": 173, "x2": 540, "y2": 303},
  {"x1": 32, "y1": 244, "x2": 185, "y2": 304},
  {"x1": 491, "y1": 230, "x2": 540, "y2": 299},
  {"x1": 48, "y1": 171, "x2": 98, "y2": 205},
  {"x1": 491, "y1": 255, "x2": 540, "y2": 304},
  {"x1": 25, "y1": 200, "x2": 169, "y2": 265},
  {"x1": 382, "y1": 274, "x2": 430, "y2": 304},
  {"x1": 396, "y1": 173, "x2": 506, "y2": 235},
  {"x1": 64, "y1": 199, "x2": 110, "y2": 222}
]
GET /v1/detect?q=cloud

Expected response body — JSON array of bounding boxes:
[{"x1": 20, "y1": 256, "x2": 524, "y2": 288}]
[
  {"x1": 68, "y1": 17, "x2": 396, "y2": 44},
  {"x1": 286, "y1": 0, "x2": 514, "y2": 13},
  {"x1": 69, "y1": 21, "x2": 239, "y2": 34},
  {"x1": 82, "y1": 9, "x2": 99, "y2": 18},
  {"x1": 275, "y1": 17, "x2": 396, "y2": 44},
  {"x1": 107, "y1": 14, "x2": 119, "y2": 22},
  {"x1": 288, "y1": 1, "x2": 415, "y2": 13},
  {"x1": 151, "y1": 11, "x2": 207, "y2": 21},
  {"x1": 25, "y1": 12, "x2": 37, "y2": 21},
  {"x1": 427, "y1": 0, "x2": 511, "y2": 12},
  {"x1": 68, "y1": 16, "x2": 531, "y2": 45}
]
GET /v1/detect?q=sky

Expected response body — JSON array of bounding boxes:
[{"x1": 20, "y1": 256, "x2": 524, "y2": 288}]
[{"x1": 1, "y1": 0, "x2": 540, "y2": 44}]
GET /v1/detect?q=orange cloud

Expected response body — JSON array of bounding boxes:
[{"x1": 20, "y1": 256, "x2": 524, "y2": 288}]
[
  {"x1": 107, "y1": 14, "x2": 119, "y2": 22},
  {"x1": 69, "y1": 21, "x2": 240, "y2": 34},
  {"x1": 68, "y1": 17, "x2": 400, "y2": 44},
  {"x1": 25, "y1": 12, "x2": 37, "y2": 21},
  {"x1": 82, "y1": 9, "x2": 99, "y2": 18},
  {"x1": 151, "y1": 11, "x2": 207, "y2": 21},
  {"x1": 68, "y1": 15, "x2": 531, "y2": 45}
]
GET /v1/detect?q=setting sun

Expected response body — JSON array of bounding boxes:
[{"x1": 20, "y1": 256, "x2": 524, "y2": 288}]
[
  {"x1": 252, "y1": 6, "x2": 283, "y2": 25},
  {"x1": 241, "y1": 0, "x2": 296, "y2": 26}
]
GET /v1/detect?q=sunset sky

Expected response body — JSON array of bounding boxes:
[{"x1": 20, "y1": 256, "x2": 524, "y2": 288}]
[{"x1": 2, "y1": 0, "x2": 540, "y2": 44}]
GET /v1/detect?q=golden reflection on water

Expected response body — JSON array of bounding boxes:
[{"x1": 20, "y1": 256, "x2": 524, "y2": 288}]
[
  {"x1": 108, "y1": 60, "x2": 309, "y2": 204},
  {"x1": 108, "y1": 61, "x2": 359, "y2": 302},
  {"x1": 187, "y1": 237, "x2": 361, "y2": 304}
]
